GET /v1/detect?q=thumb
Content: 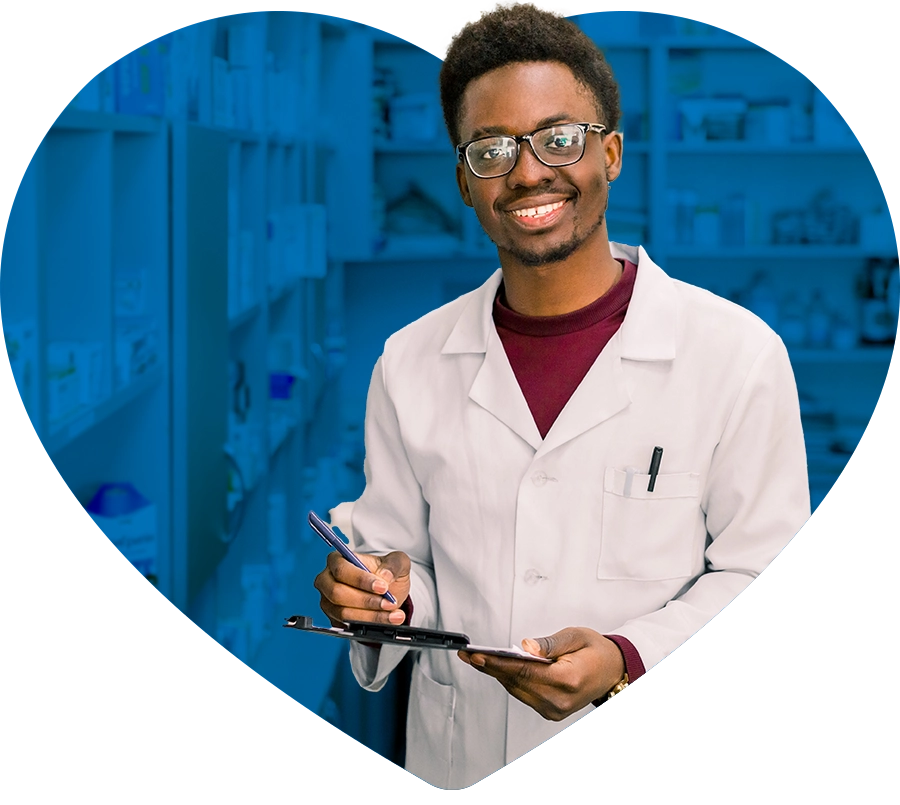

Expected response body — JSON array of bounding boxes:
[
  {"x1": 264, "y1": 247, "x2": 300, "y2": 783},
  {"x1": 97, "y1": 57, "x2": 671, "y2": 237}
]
[
  {"x1": 374, "y1": 550, "x2": 410, "y2": 583},
  {"x1": 522, "y1": 628, "x2": 587, "y2": 660}
]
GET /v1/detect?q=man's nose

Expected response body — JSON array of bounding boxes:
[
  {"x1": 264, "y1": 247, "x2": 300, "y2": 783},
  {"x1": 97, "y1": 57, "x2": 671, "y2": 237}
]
[{"x1": 505, "y1": 142, "x2": 557, "y2": 188}]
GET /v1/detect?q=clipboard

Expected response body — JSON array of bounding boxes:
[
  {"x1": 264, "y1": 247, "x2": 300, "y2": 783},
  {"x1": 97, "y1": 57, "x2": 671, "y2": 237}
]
[{"x1": 283, "y1": 615, "x2": 553, "y2": 663}]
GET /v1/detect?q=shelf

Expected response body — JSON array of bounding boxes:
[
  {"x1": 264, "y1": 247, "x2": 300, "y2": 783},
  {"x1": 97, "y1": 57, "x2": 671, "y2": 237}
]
[
  {"x1": 667, "y1": 142, "x2": 863, "y2": 156},
  {"x1": 375, "y1": 138, "x2": 451, "y2": 155},
  {"x1": 788, "y1": 347, "x2": 894, "y2": 364},
  {"x1": 583, "y1": 36, "x2": 754, "y2": 51},
  {"x1": 268, "y1": 414, "x2": 299, "y2": 459},
  {"x1": 609, "y1": 209, "x2": 649, "y2": 226},
  {"x1": 267, "y1": 276, "x2": 301, "y2": 306},
  {"x1": 357, "y1": 247, "x2": 498, "y2": 264},
  {"x1": 662, "y1": 36, "x2": 757, "y2": 50},
  {"x1": 665, "y1": 245, "x2": 897, "y2": 260},
  {"x1": 45, "y1": 364, "x2": 165, "y2": 455},
  {"x1": 207, "y1": 125, "x2": 264, "y2": 144},
  {"x1": 53, "y1": 109, "x2": 163, "y2": 133},
  {"x1": 229, "y1": 301, "x2": 262, "y2": 331}
]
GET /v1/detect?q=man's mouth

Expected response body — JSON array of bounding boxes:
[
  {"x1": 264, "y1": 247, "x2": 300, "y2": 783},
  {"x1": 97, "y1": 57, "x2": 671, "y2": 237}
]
[
  {"x1": 509, "y1": 199, "x2": 567, "y2": 219},
  {"x1": 507, "y1": 198, "x2": 570, "y2": 232}
]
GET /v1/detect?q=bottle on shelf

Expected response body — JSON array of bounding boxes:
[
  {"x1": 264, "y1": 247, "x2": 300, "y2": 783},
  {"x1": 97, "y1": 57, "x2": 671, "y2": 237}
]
[{"x1": 857, "y1": 258, "x2": 897, "y2": 345}]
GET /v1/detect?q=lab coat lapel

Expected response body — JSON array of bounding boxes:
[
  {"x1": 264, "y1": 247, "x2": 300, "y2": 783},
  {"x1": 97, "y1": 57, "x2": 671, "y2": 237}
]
[
  {"x1": 537, "y1": 245, "x2": 679, "y2": 457},
  {"x1": 442, "y1": 270, "x2": 543, "y2": 451}
]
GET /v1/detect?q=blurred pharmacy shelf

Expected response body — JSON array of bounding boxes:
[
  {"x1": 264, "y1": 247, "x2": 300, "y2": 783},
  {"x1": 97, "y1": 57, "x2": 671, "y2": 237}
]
[
  {"x1": 44, "y1": 365, "x2": 165, "y2": 456},
  {"x1": 665, "y1": 246, "x2": 900, "y2": 260},
  {"x1": 788, "y1": 347, "x2": 894, "y2": 364},
  {"x1": 1, "y1": 11, "x2": 355, "y2": 729}
]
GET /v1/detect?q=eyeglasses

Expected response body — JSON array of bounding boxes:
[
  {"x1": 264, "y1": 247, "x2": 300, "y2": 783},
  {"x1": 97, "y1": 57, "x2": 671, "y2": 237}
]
[{"x1": 456, "y1": 123, "x2": 607, "y2": 179}]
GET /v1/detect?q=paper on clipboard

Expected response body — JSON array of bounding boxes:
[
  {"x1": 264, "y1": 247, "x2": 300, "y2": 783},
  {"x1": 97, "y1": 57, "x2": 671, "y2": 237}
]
[
  {"x1": 283, "y1": 615, "x2": 553, "y2": 663},
  {"x1": 463, "y1": 644, "x2": 553, "y2": 662}
]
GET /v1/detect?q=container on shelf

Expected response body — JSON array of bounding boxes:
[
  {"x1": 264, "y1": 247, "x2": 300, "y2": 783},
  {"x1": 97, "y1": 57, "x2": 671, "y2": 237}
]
[
  {"x1": 5, "y1": 319, "x2": 38, "y2": 420},
  {"x1": 114, "y1": 319, "x2": 159, "y2": 390},
  {"x1": 719, "y1": 194, "x2": 746, "y2": 248},
  {"x1": 114, "y1": 271, "x2": 148, "y2": 317},
  {"x1": 693, "y1": 206, "x2": 720, "y2": 248},
  {"x1": 678, "y1": 97, "x2": 747, "y2": 142},
  {"x1": 47, "y1": 341, "x2": 106, "y2": 423},
  {"x1": 86, "y1": 482, "x2": 158, "y2": 580},
  {"x1": 388, "y1": 92, "x2": 441, "y2": 143},
  {"x1": 806, "y1": 291, "x2": 833, "y2": 349},
  {"x1": 858, "y1": 258, "x2": 897, "y2": 345},
  {"x1": 115, "y1": 41, "x2": 166, "y2": 117}
]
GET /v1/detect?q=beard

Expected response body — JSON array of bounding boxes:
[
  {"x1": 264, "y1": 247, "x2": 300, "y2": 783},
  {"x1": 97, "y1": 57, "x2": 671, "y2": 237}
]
[{"x1": 492, "y1": 209, "x2": 606, "y2": 268}]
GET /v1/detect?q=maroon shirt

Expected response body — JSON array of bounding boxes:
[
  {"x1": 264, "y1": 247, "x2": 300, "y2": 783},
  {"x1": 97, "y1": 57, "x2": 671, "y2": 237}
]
[{"x1": 493, "y1": 260, "x2": 646, "y2": 690}]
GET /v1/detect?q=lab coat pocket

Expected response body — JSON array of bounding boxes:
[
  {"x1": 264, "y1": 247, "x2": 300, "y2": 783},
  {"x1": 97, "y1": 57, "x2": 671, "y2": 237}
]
[
  {"x1": 405, "y1": 658, "x2": 456, "y2": 788},
  {"x1": 598, "y1": 467, "x2": 703, "y2": 581}
]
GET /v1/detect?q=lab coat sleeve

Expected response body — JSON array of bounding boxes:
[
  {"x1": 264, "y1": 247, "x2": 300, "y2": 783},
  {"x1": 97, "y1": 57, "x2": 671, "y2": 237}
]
[
  {"x1": 347, "y1": 355, "x2": 438, "y2": 692},
  {"x1": 613, "y1": 332, "x2": 810, "y2": 671}
]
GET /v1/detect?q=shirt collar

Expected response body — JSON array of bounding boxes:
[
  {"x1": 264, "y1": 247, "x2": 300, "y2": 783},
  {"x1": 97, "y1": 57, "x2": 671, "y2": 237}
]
[{"x1": 441, "y1": 243, "x2": 679, "y2": 362}]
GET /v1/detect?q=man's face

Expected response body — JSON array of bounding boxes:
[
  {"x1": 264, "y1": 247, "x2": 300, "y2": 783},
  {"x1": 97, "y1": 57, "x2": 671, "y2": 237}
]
[{"x1": 455, "y1": 61, "x2": 622, "y2": 269}]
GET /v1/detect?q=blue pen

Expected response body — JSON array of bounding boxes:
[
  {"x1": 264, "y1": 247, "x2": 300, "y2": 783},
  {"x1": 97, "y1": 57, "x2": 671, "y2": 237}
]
[{"x1": 308, "y1": 511, "x2": 398, "y2": 605}]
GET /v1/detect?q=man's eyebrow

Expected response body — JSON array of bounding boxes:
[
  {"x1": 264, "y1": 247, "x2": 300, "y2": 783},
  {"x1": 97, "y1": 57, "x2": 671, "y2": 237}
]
[{"x1": 468, "y1": 114, "x2": 577, "y2": 140}]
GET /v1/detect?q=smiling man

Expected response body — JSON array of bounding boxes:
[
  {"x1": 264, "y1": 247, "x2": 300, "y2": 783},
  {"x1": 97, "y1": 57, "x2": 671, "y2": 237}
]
[{"x1": 314, "y1": 4, "x2": 810, "y2": 789}]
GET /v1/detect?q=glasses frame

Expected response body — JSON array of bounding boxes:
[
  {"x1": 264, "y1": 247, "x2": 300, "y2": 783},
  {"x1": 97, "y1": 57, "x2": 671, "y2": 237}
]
[{"x1": 455, "y1": 122, "x2": 607, "y2": 179}]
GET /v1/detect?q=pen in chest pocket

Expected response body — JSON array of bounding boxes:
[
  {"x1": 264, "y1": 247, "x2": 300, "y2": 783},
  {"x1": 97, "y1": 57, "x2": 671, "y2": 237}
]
[{"x1": 647, "y1": 446, "x2": 664, "y2": 492}]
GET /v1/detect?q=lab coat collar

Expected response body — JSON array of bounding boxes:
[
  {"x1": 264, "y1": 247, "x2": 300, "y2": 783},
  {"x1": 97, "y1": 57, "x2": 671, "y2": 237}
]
[
  {"x1": 440, "y1": 244, "x2": 680, "y2": 452},
  {"x1": 612, "y1": 243, "x2": 679, "y2": 362}
]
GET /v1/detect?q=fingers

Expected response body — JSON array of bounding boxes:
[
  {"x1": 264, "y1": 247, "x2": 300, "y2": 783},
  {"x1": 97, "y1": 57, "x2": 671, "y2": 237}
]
[
  {"x1": 314, "y1": 552, "x2": 405, "y2": 625},
  {"x1": 526, "y1": 627, "x2": 591, "y2": 660},
  {"x1": 458, "y1": 652, "x2": 546, "y2": 686},
  {"x1": 319, "y1": 594, "x2": 406, "y2": 626},
  {"x1": 318, "y1": 571, "x2": 399, "y2": 612},
  {"x1": 375, "y1": 550, "x2": 411, "y2": 584},
  {"x1": 324, "y1": 551, "x2": 388, "y2": 594},
  {"x1": 457, "y1": 652, "x2": 572, "y2": 721}
]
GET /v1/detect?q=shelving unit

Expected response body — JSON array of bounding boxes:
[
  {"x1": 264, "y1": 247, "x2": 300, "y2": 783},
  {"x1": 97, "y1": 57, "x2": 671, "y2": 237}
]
[
  {"x1": 1, "y1": 11, "x2": 352, "y2": 718},
  {"x1": 580, "y1": 14, "x2": 897, "y2": 508}
]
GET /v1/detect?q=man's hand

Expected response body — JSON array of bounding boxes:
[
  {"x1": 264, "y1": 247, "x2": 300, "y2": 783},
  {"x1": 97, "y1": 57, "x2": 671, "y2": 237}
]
[
  {"x1": 458, "y1": 627, "x2": 625, "y2": 721},
  {"x1": 314, "y1": 550, "x2": 411, "y2": 627}
]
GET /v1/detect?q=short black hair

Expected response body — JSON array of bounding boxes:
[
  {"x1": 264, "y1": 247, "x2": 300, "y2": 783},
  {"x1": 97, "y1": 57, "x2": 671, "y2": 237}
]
[{"x1": 439, "y1": 3, "x2": 621, "y2": 146}]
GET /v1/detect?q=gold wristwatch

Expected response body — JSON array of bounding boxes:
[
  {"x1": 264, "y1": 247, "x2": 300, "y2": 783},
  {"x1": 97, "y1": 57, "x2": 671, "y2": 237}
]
[{"x1": 593, "y1": 672, "x2": 629, "y2": 706}]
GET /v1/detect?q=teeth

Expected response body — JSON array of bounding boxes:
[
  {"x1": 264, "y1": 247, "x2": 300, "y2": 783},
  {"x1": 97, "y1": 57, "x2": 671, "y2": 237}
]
[{"x1": 511, "y1": 200, "x2": 565, "y2": 218}]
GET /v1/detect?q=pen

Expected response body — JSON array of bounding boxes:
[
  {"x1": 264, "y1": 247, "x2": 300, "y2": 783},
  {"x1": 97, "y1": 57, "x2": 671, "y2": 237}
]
[
  {"x1": 647, "y1": 446, "x2": 664, "y2": 492},
  {"x1": 308, "y1": 510, "x2": 398, "y2": 605}
]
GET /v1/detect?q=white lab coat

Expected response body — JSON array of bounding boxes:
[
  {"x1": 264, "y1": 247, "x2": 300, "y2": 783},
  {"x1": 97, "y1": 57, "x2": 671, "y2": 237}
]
[{"x1": 344, "y1": 243, "x2": 810, "y2": 790}]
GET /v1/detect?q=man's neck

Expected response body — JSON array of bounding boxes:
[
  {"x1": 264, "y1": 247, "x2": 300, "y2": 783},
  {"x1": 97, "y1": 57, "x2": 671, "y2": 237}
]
[{"x1": 498, "y1": 237, "x2": 623, "y2": 317}]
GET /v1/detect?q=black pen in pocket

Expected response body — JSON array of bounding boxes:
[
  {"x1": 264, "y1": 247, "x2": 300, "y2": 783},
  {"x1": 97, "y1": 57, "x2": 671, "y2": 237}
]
[{"x1": 647, "y1": 446, "x2": 664, "y2": 492}]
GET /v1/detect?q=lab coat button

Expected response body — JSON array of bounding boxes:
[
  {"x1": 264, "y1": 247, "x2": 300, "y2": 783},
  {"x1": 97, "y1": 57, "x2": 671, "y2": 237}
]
[
  {"x1": 531, "y1": 471, "x2": 548, "y2": 487},
  {"x1": 524, "y1": 568, "x2": 544, "y2": 585}
]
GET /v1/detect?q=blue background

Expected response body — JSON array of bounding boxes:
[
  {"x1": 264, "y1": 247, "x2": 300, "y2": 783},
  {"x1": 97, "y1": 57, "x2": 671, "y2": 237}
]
[{"x1": 1, "y1": 10, "x2": 896, "y2": 770}]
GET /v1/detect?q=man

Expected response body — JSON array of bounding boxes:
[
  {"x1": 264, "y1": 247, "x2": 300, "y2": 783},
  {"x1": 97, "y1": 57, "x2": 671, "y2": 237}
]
[{"x1": 315, "y1": 4, "x2": 809, "y2": 790}]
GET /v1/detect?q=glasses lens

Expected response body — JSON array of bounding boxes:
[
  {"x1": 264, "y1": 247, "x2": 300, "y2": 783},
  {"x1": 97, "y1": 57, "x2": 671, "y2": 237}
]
[
  {"x1": 532, "y1": 125, "x2": 586, "y2": 165},
  {"x1": 466, "y1": 137, "x2": 517, "y2": 178}
]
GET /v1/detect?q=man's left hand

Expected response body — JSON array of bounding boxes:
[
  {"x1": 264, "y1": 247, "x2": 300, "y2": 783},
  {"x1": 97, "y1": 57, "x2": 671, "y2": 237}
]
[{"x1": 458, "y1": 627, "x2": 625, "y2": 721}]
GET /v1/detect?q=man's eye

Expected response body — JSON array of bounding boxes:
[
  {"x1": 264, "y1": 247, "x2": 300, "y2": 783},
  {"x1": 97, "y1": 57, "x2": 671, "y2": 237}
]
[
  {"x1": 475, "y1": 142, "x2": 512, "y2": 161},
  {"x1": 544, "y1": 132, "x2": 580, "y2": 150}
]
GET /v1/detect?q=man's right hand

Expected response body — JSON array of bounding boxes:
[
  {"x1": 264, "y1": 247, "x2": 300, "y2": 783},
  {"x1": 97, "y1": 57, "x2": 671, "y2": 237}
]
[{"x1": 314, "y1": 550, "x2": 411, "y2": 627}]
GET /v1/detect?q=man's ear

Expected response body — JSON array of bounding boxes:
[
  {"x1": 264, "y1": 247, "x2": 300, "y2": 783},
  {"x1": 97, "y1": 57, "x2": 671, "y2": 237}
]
[
  {"x1": 456, "y1": 161, "x2": 474, "y2": 208},
  {"x1": 604, "y1": 130, "x2": 624, "y2": 183}
]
